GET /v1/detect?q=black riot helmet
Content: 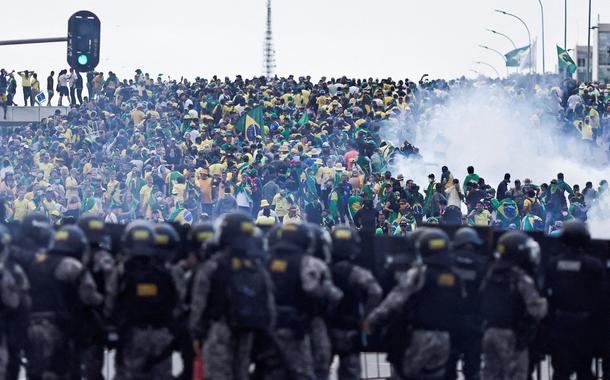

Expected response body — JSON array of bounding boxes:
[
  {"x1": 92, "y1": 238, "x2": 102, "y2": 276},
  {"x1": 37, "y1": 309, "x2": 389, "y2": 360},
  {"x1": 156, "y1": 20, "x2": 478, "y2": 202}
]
[
  {"x1": 453, "y1": 227, "x2": 483, "y2": 250},
  {"x1": 121, "y1": 220, "x2": 156, "y2": 257},
  {"x1": 49, "y1": 225, "x2": 88, "y2": 259},
  {"x1": 330, "y1": 226, "x2": 361, "y2": 261},
  {"x1": 185, "y1": 222, "x2": 215, "y2": 253},
  {"x1": 77, "y1": 215, "x2": 110, "y2": 250},
  {"x1": 560, "y1": 220, "x2": 590, "y2": 249},
  {"x1": 154, "y1": 223, "x2": 181, "y2": 261},
  {"x1": 416, "y1": 228, "x2": 450, "y2": 257},
  {"x1": 213, "y1": 212, "x2": 260, "y2": 252},
  {"x1": 308, "y1": 223, "x2": 332, "y2": 263},
  {"x1": 495, "y1": 231, "x2": 540, "y2": 270},
  {"x1": 18, "y1": 213, "x2": 53, "y2": 250},
  {"x1": 270, "y1": 223, "x2": 314, "y2": 253}
]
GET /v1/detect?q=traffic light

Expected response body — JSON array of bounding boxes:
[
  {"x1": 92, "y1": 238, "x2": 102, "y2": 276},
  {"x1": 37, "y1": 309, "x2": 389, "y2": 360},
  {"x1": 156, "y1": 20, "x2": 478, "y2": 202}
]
[{"x1": 67, "y1": 10, "x2": 100, "y2": 72}]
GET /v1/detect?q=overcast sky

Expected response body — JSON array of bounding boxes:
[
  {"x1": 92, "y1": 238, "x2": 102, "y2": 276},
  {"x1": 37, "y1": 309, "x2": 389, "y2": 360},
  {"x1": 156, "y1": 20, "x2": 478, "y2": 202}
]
[{"x1": 1, "y1": 0, "x2": 609, "y2": 82}]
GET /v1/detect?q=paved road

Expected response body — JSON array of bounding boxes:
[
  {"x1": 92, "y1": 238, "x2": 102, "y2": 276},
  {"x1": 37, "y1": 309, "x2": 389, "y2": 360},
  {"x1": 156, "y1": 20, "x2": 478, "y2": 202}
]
[{"x1": 16, "y1": 352, "x2": 578, "y2": 379}]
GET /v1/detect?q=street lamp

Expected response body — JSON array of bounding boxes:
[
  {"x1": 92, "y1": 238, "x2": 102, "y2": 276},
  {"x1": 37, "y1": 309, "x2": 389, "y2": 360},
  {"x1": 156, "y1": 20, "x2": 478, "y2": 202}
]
[
  {"x1": 495, "y1": 9, "x2": 532, "y2": 73},
  {"x1": 474, "y1": 61, "x2": 500, "y2": 78},
  {"x1": 479, "y1": 45, "x2": 509, "y2": 76},
  {"x1": 537, "y1": 0, "x2": 546, "y2": 73},
  {"x1": 486, "y1": 29, "x2": 517, "y2": 49},
  {"x1": 587, "y1": 0, "x2": 592, "y2": 81}
]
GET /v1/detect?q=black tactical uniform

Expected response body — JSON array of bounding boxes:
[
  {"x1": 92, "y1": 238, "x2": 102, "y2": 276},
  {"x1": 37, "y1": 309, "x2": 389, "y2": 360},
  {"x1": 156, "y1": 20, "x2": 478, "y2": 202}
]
[
  {"x1": 154, "y1": 222, "x2": 194, "y2": 380},
  {"x1": 329, "y1": 226, "x2": 382, "y2": 380},
  {"x1": 110, "y1": 220, "x2": 179, "y2": 380},
  {"x1": 7, "y1": 213, "x2": 51, "y2": 380},
  {"x1": 76, "y1": 215, "x2": 116, "y2": 380},
  {"x1": 307, "y1": 223, "x2": 334, "y2": 380},
  {"x1": 480, "y1": 231, "x2": 547, "y2": 380},
  {"x1": 189, "y1": 213, "x2": 275, "y2": 380},
  {"x1": 0, "y1": 224, "x2": 25, "y2": 379},
  {"x1": 445, "y1": 227, "x2": 488, "y2": 380},
  {"x1": 263, "y1": 223, "x2": 342, "y2": 380},
  {"x1": 545, "y1": 221, "x2": 604, "y2": 380},
  {"x1": 26, "y1": 225, "x2": 102, "y2": 380},
  {"x1": 365, "y1": 228, "x2": 464, "y2": 380}
]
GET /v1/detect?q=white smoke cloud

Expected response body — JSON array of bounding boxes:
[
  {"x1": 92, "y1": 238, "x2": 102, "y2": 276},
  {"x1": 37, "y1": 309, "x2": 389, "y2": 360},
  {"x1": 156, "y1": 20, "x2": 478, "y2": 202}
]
[{"x1": 383, "y1": 81, "x2": 610, "y2": 238}]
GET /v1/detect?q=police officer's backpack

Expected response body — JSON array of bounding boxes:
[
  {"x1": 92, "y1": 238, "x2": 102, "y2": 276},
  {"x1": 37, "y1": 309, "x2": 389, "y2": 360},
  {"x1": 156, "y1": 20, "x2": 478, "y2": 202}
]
[
  {"x1": 116, "y1": 257, "x2": 177, "y2": 327},
  {"x1": 224, "y1": 256, "x2": 272, "y2": 331}
]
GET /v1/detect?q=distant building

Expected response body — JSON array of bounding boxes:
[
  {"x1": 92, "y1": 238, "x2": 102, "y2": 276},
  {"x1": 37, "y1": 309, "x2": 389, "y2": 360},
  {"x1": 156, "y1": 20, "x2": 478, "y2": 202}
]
[
  {"x1": 593, "y1": 23, "x2": 610, "y2": 83},
  {"x1": 574, "y1": 45, "x2": 590, "y2": 82}
]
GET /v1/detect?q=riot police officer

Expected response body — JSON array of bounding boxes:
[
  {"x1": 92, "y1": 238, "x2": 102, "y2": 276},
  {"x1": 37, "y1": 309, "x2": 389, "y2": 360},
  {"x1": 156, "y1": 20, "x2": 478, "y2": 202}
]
[
  {"x1": 545, "y1": 220, "x2": 604, "y2": 380},
  {"x1": 26, "y1": 225, "x2": 102, "y2": 380},
  {"x1": 307, "y1": 223, "x2": 334, "y2": 380},
  {"x1": 329, "y1": 226, "x2": 382, "y2": 380},
  {"x1": 77, "y1": 215, "x2": 116, "y2": 380},
  {"x1": 445, "y1": 227, "x2": 488, "y2": 380},
  {"x1": 0, "y1": 224, "x2": 25, "y2": 378},
  {"x1": 364, "y1": 228, "x2": 464, "y2": 380},
  {"x1": 189, "y1": 213, "x2": 275, "y2": 380},
  {"x1": 110, "y1": 220, "x2": 179, "y2": 380},
  {"x1": 263, "y1": 222, "x2": 343, "y2": 380},
  {"x1": 480, "y1": 231, "x2": 547, "y2": 380},
  {"x1": 154, "y1": 222, "x2": 197, "y2": 380}
]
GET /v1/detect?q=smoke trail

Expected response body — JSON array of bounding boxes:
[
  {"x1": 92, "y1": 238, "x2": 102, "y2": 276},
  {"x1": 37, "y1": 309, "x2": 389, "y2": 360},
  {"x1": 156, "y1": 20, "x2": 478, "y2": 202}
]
[{"x1": 383, "y1": 82, "x2": 610, "y2": 238}]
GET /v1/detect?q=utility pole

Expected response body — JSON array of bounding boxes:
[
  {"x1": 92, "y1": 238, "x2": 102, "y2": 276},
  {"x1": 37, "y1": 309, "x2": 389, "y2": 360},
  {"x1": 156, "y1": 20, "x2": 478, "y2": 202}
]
[
  {"x1": 263, "y1": 0, "x2": 276, "y2": 79},
  {"x1": 587, "y1": 0, "x2": 592, "y2": 81}
]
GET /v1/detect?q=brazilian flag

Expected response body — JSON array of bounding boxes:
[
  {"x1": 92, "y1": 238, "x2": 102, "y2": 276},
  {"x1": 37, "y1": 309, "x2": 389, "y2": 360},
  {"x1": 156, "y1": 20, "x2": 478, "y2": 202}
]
[
  {"x1": 557, "y1": 45, "x2": 577, "y2": 74},
  {"x1": 235, "y1": 105, "x2": 265, "y2": 142},
  {"x1": 505, "y1": 45, "x2": 530, "y2": 67}
]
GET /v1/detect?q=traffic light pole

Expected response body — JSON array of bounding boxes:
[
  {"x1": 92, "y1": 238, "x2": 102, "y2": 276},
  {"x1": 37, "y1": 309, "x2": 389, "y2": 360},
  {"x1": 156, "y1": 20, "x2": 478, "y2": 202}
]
[{"x1": 0, "y1": 37, "x2": 67, "y2": 46}]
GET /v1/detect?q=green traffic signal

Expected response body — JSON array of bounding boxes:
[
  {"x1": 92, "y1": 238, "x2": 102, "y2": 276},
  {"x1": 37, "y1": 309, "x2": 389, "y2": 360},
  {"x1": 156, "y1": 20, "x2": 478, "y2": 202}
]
[{"x1": 77, "y1": 54, "x2": 89, "y2": 66}]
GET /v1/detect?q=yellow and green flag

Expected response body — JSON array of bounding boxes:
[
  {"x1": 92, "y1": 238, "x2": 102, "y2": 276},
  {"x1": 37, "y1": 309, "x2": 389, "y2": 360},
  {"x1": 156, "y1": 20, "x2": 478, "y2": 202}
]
[
  {"x1": 235, "y1": 105, "x2": 265, "y2": 142},
  {"x1": 557, "y1": 45, "x2": 577, "y2": 74}
]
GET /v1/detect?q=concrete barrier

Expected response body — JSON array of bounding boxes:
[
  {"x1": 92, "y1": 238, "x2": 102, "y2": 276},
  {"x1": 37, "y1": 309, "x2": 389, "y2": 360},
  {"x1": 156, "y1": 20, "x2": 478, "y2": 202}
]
[{"x1": 2, "y1": 106, "x2": 69, "y2": 122}]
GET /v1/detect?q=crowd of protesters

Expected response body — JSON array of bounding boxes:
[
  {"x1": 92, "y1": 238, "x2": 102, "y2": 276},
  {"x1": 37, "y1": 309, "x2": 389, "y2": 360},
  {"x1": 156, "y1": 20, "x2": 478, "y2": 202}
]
[{"x1": 0, "y1": 67, "x2": 608, "y2": 235}]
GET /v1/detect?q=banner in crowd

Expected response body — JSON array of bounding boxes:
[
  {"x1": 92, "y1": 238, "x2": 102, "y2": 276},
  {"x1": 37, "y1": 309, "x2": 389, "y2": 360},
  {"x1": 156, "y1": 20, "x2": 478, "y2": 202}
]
[{"x1": 235, "y1": 105, "x2": 265, "y2": 142}]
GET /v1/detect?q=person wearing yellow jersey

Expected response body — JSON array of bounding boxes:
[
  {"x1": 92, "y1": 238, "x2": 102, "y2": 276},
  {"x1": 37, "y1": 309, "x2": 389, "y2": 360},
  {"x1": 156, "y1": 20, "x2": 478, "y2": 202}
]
[
  {"x1": 139, "y1": 175, "x2": 155, "y2": 215},
  {"x1": 13, "y1": 189, "x2": 36, "y2": 221},
  {"x1": 18, "y1": 70, "x2": 33, "y2": 106},
  {"x1": 40, "y1": 189, "x2": 61, "y2": 218},
  {"x1": 131, "y1": 105, "x2": 146, "y2": 126},
  {"x1": 272, "y1": 189, "x2": 290, "y2": 222},
  {"x1": 172, "y1": 177, "x2": 187, "y2": 204},
  {"x1": 573, "y1": 119, "x2": 593, "y2": 141},
  {"x1": 105, "y1": 172, "x2": 121, "y2": 205},
  {"x1": 30, "y1": 73, "x2": 40, "y2": 105},
  {"x1": 282, "y1": 205, "x2": 302, "y2": 224},
  {"x1": 65, "y1": 168, "x2": 80, "y2": 201},
  {"x1": 38, "y1": 153, "x2": 54, "y2": 180},
  {"x1": 197, "y1": 169, "x2": 214, "y2": 215}
]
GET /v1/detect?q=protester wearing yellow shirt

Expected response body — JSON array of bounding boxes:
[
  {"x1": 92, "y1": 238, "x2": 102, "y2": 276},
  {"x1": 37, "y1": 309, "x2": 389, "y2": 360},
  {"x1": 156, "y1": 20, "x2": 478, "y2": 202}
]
[
  {"x1": 172, "y1": 177, "x2": 187, "y2": 204},
  {"x1": 139, "y1": 175, "x2": 155, "y2": 213},
  {"x1": 131, "y1": 106, "x2": 146, "y2": 126},
  {"x1": 13, "y1": 193, "x2": 36, "y2": 221},
  {"x1": 65, "y1": 169, "x2": 80, "y2": 201},
  {"x1": 272, "y1": 190, "x2": 290, "y2": 221}
]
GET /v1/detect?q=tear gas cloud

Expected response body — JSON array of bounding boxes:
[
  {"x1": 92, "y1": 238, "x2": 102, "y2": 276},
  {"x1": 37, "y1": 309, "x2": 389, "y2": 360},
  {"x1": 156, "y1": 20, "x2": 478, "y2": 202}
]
[{"x1": 382, "y1": 82, "x2": 610, "y2": 238}]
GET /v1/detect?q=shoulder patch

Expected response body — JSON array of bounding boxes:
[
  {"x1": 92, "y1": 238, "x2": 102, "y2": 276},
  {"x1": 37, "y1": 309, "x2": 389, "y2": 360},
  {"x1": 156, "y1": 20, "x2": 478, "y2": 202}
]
[
  {"x1": 437, "y1": 273, "x2": 455, "y2": 287},
  {"x1": 270, "y1": 259, "x2": 287, "y2": 273},
  {"x1": 136, "y1": 283, "x2": 158, "y2": 297},
  {"x1": 557, "y1": 260, "x2": 581, "y2": 272}
]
